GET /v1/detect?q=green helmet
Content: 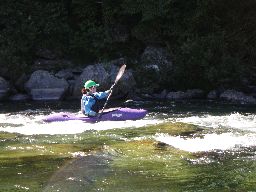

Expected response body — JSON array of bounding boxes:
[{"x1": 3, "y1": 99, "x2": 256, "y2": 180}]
[{"x1": 84, "y1": 80, "x2": 99, "y2": 89}]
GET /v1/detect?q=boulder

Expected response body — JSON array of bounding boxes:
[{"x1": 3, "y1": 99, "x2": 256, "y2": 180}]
[
  {"x1": 55, "y1": 69, "x2": 74, "y2": 80},
  {"x1": 153, "y1": 89, "x2": 168, "y2": 99},
  {"x1": 0, "y1": 77, "x2": 10, "y2": 100},
  {"x1": 166, "y1": 89, "x2": 204, "y2": 100},
  {"x1": 25, "y1": 70, "x2": 69, "y2": 100},
  {"x1": 138, "y1": 46, "x2": 173, "y2": 90},
  {"x1": 220, "y1": 89, "x2": 256, "y2": 104},
  {"x1": 72, "y1": 64, "x2": 110, "y2": 97},
  {"x1": 207, "y1": 90, "x2": 219, "y2": 100},
  {"x1": 108, "y1": 65, "x2": 136, "y2": 96},
  {"x1": 72, "y1": 62, "x2": 137, "y2": 99},
  {"x1": 166, "y1": 91, "x2": 187, "y2": 100}
]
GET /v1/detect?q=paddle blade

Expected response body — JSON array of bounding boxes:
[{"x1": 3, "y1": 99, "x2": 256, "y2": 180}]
[{"x1": 114, "y1": 64, "x2": 126, "y2": 83}]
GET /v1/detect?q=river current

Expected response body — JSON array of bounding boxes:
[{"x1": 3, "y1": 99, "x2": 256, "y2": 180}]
[
  {"x1": 1, "y1": 100, "x2": 255, "y2": 152},
  {"x1": 0, "y1": 100, "x2": 256, "y2": 191}
]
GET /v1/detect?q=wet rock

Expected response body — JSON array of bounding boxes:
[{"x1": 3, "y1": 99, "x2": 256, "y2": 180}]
[
  {"x1": 25, "y1": 70, "x2": 69, "y2": 100},
  {"x1": 154, "y1": 141, "x2": 168, "y2": 149},
  {"x1": 43, "y1": 153, "x2": 113, "y2": 191},
  {"x1": 220, "y1": 89, "x2": 256, "y2": 104}
]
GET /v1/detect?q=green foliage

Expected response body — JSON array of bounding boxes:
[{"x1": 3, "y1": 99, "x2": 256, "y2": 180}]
[
  {"x1": 0, "y1": 0, "x2": 255, "y2": 89},
  {"x1": 174, "y1": 34, "x2": 241, "y2": 89},
  {"x1": 0, "y1": 0, "x2": 69, "y2": 80}
]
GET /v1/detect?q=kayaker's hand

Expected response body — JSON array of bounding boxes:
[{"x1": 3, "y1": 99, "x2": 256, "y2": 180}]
[{"x1": 105, "y1": 90, "x2": 111, "y2": 94}]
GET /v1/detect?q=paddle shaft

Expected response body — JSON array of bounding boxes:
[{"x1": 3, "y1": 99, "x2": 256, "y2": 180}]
[{"x1": 97, "y1": 64, "x2": 126, "y2": 121}]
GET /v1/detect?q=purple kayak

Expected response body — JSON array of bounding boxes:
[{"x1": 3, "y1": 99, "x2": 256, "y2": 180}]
[{"x1": 42, "y1": 108, "x2": 147, "y2": 123}]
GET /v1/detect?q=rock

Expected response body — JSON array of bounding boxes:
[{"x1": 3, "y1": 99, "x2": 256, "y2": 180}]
[
  {"x1": 55, "y1": 69, "x2": 74, "y2": 80},
  {"x1": 43, "y1": 153, "x2": 112, "y2": 191},
  {"x1": 9, "y1": 94, "x2": 30, "y2": 101},
  {"x1": 207, "y1": 90, "x2": 219, "y2": 99},
  {"x1": 72, "y1": 62, "x2": 136, "y2": 99},
  {"x1": 185, "y1": 89, "x2": 205, "y2": 99},
  {"x1": 0, "y1": 77, "x2": 10, "y2": 100},
  {"x1": 138, "y1": 46, "x2": 173, "y2": 90},
  {"x1": 247, "y1": 85, "x2": 256, "y2": 94},
  {"x1": 25, "y1": 70, "x2": 69, "y2": 100},
  {"x1": 166, "y1": 89, "x2": 205, "y2": 100},
  {"x1": 108, "y1": 65, "x2": 136, "y2": 96},
  {"x1": 166, "y1": 91, "x2": 187, "y2": 100},
  {"x1": 15, "y1": 73, "x2": 29, "y2": 92},
  {"x1": 30, "y1": 88, "x2": 67, "y2": 100},
  {"x1": 72, "y1": 64, "x2": 110, "y2": 97},
  {"x1": 153, "y1": 89, "x2": 167, "y2": 99},
  {"x1": 220, "y1": 89, "x2": 256, "y2": 104}
]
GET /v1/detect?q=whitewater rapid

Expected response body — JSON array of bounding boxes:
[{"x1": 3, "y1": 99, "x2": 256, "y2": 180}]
[
  {"x1": 1, "y1": 110, "x2": 256, "y2": 152},
  {"x1": 0, "y1": 112, "x2": 160, "y2": 135},
  {"x1": 154, "y1": 112, "x2": 256, "y2": 152}
]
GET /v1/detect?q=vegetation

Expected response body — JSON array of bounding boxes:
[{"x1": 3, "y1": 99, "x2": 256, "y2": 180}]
[{"x1": 0, "y1": 0, "x2": 255, "y2": 90}]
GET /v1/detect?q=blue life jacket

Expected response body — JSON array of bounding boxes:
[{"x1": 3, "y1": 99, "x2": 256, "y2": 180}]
[{"x1": 81, "y1": 91, "x2": 108, "y2": 116}]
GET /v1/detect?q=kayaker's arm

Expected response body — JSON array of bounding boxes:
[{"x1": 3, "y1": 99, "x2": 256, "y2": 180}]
[{"x1": 94, "y1": 91, "x2": 109, "y2": 99}]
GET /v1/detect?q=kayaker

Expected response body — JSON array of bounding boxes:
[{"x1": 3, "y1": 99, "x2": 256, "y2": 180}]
[{"x1": 81, "y1": 80, "x2": 110, "y2": 117}]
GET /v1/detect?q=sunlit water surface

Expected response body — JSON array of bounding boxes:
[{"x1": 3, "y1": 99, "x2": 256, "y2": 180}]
[
  {"x1": 0, "y1": 100, "x2": 256, "y2": 191},
  {"x1": 1, "y1": 100, "x2": 256, "y2": 152}
]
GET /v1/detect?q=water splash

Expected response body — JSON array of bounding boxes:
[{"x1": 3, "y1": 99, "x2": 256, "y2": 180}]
[
  {"x1": 173, "y1": 113, "x2": 256, "y2": 132},
  {"x1": 155, "y1": 132, "x2": 256, "y2": 152},
  {"x1": 0, "y1": 113, "x2": 161, "y2": 135}
]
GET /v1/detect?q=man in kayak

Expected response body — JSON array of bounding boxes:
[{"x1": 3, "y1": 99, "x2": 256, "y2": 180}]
[{"x1": 81, "y1": 80, "x2": 110, "y2": 117}]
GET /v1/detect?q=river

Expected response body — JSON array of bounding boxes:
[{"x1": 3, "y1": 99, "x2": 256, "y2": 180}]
[{"x1": 0, "y1": 100, "x2": 255, "y2": 191}]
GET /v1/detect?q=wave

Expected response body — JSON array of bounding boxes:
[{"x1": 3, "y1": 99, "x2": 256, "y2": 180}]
[{"x1": 173, "y1": 112, "x2": 256, "y2": 132}]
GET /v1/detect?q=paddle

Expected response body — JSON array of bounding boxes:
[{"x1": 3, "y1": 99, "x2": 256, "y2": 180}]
[{"x1": 97, "y1": 64, "x2": 126, "y2": 121}]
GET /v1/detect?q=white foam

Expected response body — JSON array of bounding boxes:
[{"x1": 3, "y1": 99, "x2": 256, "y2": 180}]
[
  {"x1": 0, "y1": 113, "x2": 161, "y2": 135},
  {"x1": 174, "y1": 113, "x2": 256, "y2": 132},
  {"x1": 155, "y1": 132, "x2": 256, "y2": 152}
]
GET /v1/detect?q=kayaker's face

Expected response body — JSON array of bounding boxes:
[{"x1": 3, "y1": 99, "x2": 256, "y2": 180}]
[{"x1": 89, "y1": 86, "x2": 96, "y2": 93}]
